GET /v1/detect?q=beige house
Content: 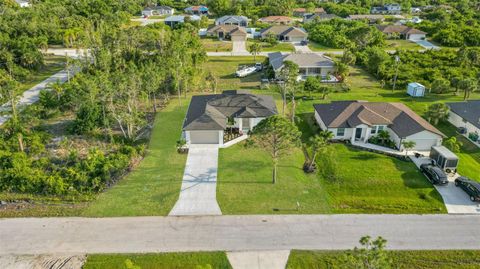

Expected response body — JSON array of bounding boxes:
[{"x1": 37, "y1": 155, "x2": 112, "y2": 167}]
[
  {"x1": 260, "y1": 26, "x2": 308, "y2": 42},
  {"x1": 376, "y1": 25, "x2": 427, "y2": 41},
  {"x1": 258, "y1": 16, "x2": 293, "y2": 25},
  {"x1": 206, "y1": 25, "x2": 247, "y2": 41}
]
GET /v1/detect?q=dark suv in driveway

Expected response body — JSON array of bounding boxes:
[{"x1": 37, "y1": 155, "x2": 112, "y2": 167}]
[
  {"x1": 455, "y1": 177, "x2": 480, "y2": 202},
  {"x1": 420, "y1": 163, "x2": 448, "y2": 185}
]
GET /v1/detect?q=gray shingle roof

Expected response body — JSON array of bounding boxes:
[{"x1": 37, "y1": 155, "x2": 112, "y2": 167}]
[
  {"x1": 314, "y1": 101, "x2": 445, "y2": 138},
  {"x1": 268, "y1": 52, "x2": 335, "y2": 71},
  {"x1": 447, "y1": 100, "x2": 480, "y2": 129},
  {"x1": 215, "y1": 15, "x2": 248, "y2": 24},
  {"x1": 183, "y1": 91, "x2": 278, "y2": 130}
]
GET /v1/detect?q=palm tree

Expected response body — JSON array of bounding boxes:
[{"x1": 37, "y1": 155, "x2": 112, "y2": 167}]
[
  {"x1": 377, "y1": 130, "x2": 390, "y2": 146},
  {"x1": 305, "y1": 131, "x2": 334, "y2": 172},
  {"x1": 458, "y1": 78, "x2": 477, "y2": 100},
  {"x1": 425, "y1": 103, "x2": 450, "y2": 125},
  {"x1": 401, "y1": 140, "x2": 416, "y2": 156},
  {"x1": 205, "y1": 71, "x2": 217, "y2": 94},
  {"x1": 444, "y1": 136, "x2": 463, "y2": 152},
  {"x1": 248, "y1": 42, "x2": 262, "y2": 61}
]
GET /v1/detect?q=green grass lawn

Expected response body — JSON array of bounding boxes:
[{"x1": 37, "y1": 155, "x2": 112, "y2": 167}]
[
  {"x1": 308, "y1": 42, "x2": 344, "y2": 52},
  {"x1": 82, "y1": 98, "x2": 189, "y2": 217},
  {"x1": 287, "y1": 250, "x2": 480, "y2": 269},
  {"x1": 84, "y1": 252, "x2": 232, "y2": 269},
  {"x1": 385, "y1": 39, "x2": 423, "y2": 50},
  {"x1": 18, "y1": 55, "x2": 65, "y2": 93},
  {"x1": 204, "y1": 56, "x2": 266, "y2": 89},
  {"x1": 201, "y1": 38, "x2": 232, "y2": 52},
  {"x1": 248, "y1": 40, "x2": 295, "y2": 52}
]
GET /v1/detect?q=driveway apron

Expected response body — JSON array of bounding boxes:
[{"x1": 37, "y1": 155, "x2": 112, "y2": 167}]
[{"x1": 169, "y1": 144, "x2": 222, "y2": 216}]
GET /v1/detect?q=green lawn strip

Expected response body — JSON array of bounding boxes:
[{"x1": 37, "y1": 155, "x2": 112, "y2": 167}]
[
  {"x1": 287, "y1": 250, "x2": 480, "y2": 269},
  {"x1": 204, "y1": 56, "x2": 266, "y2": 90},
  {"x1": 201, "y1": 38, "x2": 232, "y2": 52},
  {"x1": 82, "y1": 99, "x2": 189, "y2": 217},
  {"x1": 83, "y1": 252, "x2": 232, "y2": 269},
  {"x1": 321, "y1": 144, "x2": 446, "y2": 214},
  {"x1": 248, "y1": 40, "x2": 295, "y2": 52},
  {"x1": 18, "y1": 55, "x2": 66, "y2": 92},
  {"x1": 308, "y1": 42, "x2": 343, "y2": 52},
  {"x1": 385, "y1": 39, "x2": 423, "y2": 50}
]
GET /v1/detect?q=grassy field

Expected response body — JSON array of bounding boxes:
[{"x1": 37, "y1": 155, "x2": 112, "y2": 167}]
[
  {"x1": 287, "y1": 250, "x2": 480, "y2": 269},
  {"x1": 84, "y1": 252, "x2": 232, "y2": 269},
  {"x1": 204, "y1": 56, "x2": 266, "y2": 89},
  {"x1": 385, "y1": 39, "x2": 423, "y2": 50},
  {"x1": 18, "y1": 55, "x2": 65, "y2": 93},
  {"x1": 201, "y1": 38, "x2": 232, "y2": 52},
  {"x1": 82, "y1": 98, "x2": 189, "y2": 217},
  {"x1": 248, "y1": 40, "x2": 295, "y2": 52},
  {"x1": 308, "y1": 42, "x2": 344, "y2": 52}
]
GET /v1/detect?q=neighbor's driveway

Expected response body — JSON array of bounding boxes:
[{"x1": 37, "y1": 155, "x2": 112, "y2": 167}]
[
  {"x1": 293, "y1": 43, "x2": 312, "y2": 53},
  {"x1": 169, "y1": 144, "x2": 222, "y2": 216},
  {"x1": 232, "y1": 40, "x2": 247, "y2": 53}
]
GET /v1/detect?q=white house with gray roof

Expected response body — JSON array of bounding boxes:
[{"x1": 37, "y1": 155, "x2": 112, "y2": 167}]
[
  {"x1": 447, "y1": 100, "x2": 480, "y2": 143},
  {"x1": 183, "y1": 90, "x2": 277, "y2": 145},
  {"x1": 268, "y1": 52, "x2": 336, "y2": 81},
  {"x1": 165, "y1": 15, "x2": 200, "y2": 28},
  {"x1": 142, "y1": 6, "x2": 174, "y2": 17},
  {"x1": 215, "y1": 15, "x2": 249, "y2": 27}
]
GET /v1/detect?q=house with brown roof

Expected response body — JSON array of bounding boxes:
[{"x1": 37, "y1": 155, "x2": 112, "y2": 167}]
[
  {"x1": 313, "y1": 101, "x2": 445, "y2": 150},
  {"x1": 293, "y1": 7, "x2": 325, "y2": 17},
  {"x1": 260, "y1": 26, "x2": 307, "y2": 42},
  {"x1": 206, "y1": 25, "x2": 247, "y2": 41},
  {"x1": 376, "y1": 25, "x2": 427, "y2": 41},
  {"x1": 258, "y1": 16, "x2": 293, "y2": 25}
]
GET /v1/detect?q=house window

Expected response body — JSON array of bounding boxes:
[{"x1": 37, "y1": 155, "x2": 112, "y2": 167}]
[
  {"x1": 371, "y1": 127, "x2": 377, "y2": 134},
  {"x1": 378, "y1": 126, "x2": 385, "y2": 131},
  {"x1": 337, "y1": 128, "x2": 345, "y2": 136}
]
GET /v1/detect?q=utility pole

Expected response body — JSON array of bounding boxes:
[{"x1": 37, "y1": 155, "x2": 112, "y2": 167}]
[{"x1": 392, "y1": 55, "x2": 400, "y2": 92}]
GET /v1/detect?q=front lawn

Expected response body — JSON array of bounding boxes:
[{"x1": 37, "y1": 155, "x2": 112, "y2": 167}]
[
  {"x1": 201, "y1": 38, "x2": 232, "y2": 52},
  {"x1": 82, "y1": 98, "x2": 189, "y2": 217},
  {"x1": 84, "y1": 252, "x2": 232, "y2": 269},
  {"x1": 287, "y1": 250, "x2": 480, "y2": 269},
  {"x1": 308, "y1": 42, "x2": 344, "y2": 52},
  {"x1": 204, "y1": 56, "x2": 266, "y2": 89},
  {"x1": 248, "y1": 40, "x2": 295, "y2": 52},
  {"x1": 385, "y1": 39, "x2": 423, "y2": 50}
]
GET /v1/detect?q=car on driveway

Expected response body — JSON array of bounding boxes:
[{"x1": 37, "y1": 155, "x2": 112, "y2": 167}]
[
  {"x1": 455, "y1": 177, "x2": 480, "y2": 202},
  {"x1": 420, "y1": 163, "x2": 448, "y2": 185}
]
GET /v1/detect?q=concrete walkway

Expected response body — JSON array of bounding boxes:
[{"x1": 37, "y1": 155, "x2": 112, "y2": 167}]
[
  {"x1": 293, "y1": 43, "x2": 312, "y2": 53},
  {"x1": 2, "y1": 215, "x2": 480, "y2": 254},
  {"x1": 0, "y1": 255, "x2": 85, "y2": 269},
  {"x1": 169, "y1": 145, "x2": 222, "y2": 216},
  {"x1": 232, "y1": 40, "x2": 247, "y2": 53},
  {"x1": 227, "y1": 250, "x2": 291, "y2": 269}
]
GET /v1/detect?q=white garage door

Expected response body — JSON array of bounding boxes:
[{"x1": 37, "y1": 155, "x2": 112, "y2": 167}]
[
  {"x1": 413, "y1": 139, "x2": 439, "y2": 150},
  {"x1": 189, "y1": 131, "x2": 220, "y2": 144}
]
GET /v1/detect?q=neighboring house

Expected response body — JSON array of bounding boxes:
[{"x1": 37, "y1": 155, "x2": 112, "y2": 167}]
[
  {"x1": 303, "y1": 13, "x2": 339, "y2": 23},
  {"x1": 313, "y1": 101, "x2": 445, "y2": 150},
  {"x1": 142, "y1": 6, "x2": 174, "y2": 17},
  {"x1": 206, "y1": 25, "x2": 247, "y2": 41},
  {"x1": 215, "y1": 15, "x2": 249, "y2": 27},
  {"x1": 184, "y1": 5, "x2": 209, "y2": 15},
  {"x1": 260, "y1": 26, "x2": 308, "y2": 42},
  {"x1": 293, "y1": 7, "x2": 325, "y2": 17},
  {"x1": 447, "y1": 100, "x2": 480, "y2": 140},
  {"x1": 258, "y1": 16, "x2": 293, "y2": 25},
  {"x1": 371, "y1": 3, "x2": 402, "y2": 14},
  {"x1": 376, "y1": 25, "x2": 427, "y2": 41},
  {"x1": 407, "y1": 82, "x2": 425, "y2": 97},
  {"x1": 182, "y1": 90, "x2": 277, "y2": 145},
  {"x1": 347, "y1": 14, "x2": 385, "y2": 24},
  {"x1": 15, "y1": 0, "x2": 30, "y2": 7},
  {"x1": 164, "y1": 15, "x2": 200, "y2": 28},
  {"x1": 268, "y1": 52, "x2": 336, "y2": 80}
]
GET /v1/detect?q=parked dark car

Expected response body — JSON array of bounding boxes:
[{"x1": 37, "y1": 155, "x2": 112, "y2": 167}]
[
  {"x1": 420, "y1": 163, "x2": 448, "y2": 185},
  {"x1": 455, "y1": 177, "x2": 480, "y2": 202},
  {"x1": 300, "y1": 40, "x2": 308, "y2": 46}
]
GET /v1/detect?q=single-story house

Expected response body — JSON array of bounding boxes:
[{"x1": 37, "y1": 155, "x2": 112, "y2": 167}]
[
  {"x1": 313, "y1": 101, "x2": 445, "y2": 150},
  {"x1": 258, "y1": 16, "x2": 293, "y2": 25},
  {"x1": 15, "y1": 0, "x2": 30, "y2": 7},
  {"x1": 260, "y1": 26, "x2": 308, "y2": 42},
  {"x1": 347, "y1": 14, "x2": 385, "y2": 24},
  {"x1": 164, "y1": 15, "x2": 200, "y2": 28},
  {"x1": 293, "y1": 7, "x2": 325, "y2": 17},
  {"x1": 447, "y1": 100, "x2": 480, "y2": 140},
  {"x1": 184, "y1": 5, "x2": 209, "y2": 15},
  {"x1": 182, "y1": 90, "x2": 277, "y2": 145},
  {"x1": 268, "y1": 52, "x2": 335, "y2": 80},
  {"x1": 303, "y1": 13, "x2": 339, "y2": 23},
  {"x1": 376, "y1": 25, "x2": 427, "y2": 41},
  {"x1": 215, "y1": 15, "x2": 249, "y2": 27},
  {"x1": 142, "y1": 6, "x2": 174, "y2": 17},
  {"x1": 371, "y1": 3, "x2": 402, "y2": 14},
  {"x1": 407, "y1": 82, "x2": 425, "y2": 97},
  {"x1": 206, "y1": 25, "x2": 247, "y2": 41}
]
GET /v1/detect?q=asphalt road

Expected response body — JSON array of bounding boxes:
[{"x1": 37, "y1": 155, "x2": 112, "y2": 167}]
[{"x1": 2, "y1": 214, "x2": 480, "y2": 255}]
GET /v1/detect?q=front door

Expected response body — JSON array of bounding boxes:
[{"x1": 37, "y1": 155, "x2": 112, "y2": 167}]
[
  {"x1": 242, "y1": 118, "x2": 250, "y2": 131},
  {"x1": 355, "y1": 128, "x2": 362, "y2": 140}
]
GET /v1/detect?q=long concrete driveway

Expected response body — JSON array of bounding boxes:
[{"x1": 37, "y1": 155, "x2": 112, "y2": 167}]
[
  {"x1": 169, "y1": 145, "x2": 222, "y2": 216},
  {"x1": 2, "y1": 215, "x2": 480, "y2": 254}
]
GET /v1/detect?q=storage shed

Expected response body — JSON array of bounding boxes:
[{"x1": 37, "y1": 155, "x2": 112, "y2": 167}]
[
  {"x1": 429, "y1": 146, "x2": 459, "y2": 173},
  {"x1": 407, "y1": 82, "x2": 425, "y2": 97}
]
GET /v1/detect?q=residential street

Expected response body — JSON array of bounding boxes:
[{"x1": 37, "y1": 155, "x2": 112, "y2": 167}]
[{"x1": 2, "y1": 214, "x2": 480, "y2": 255}]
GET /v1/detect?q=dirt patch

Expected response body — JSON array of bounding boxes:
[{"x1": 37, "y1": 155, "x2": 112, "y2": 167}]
[{"x1": 0, "y1": 255, "x2": 86, "y2": 269}]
